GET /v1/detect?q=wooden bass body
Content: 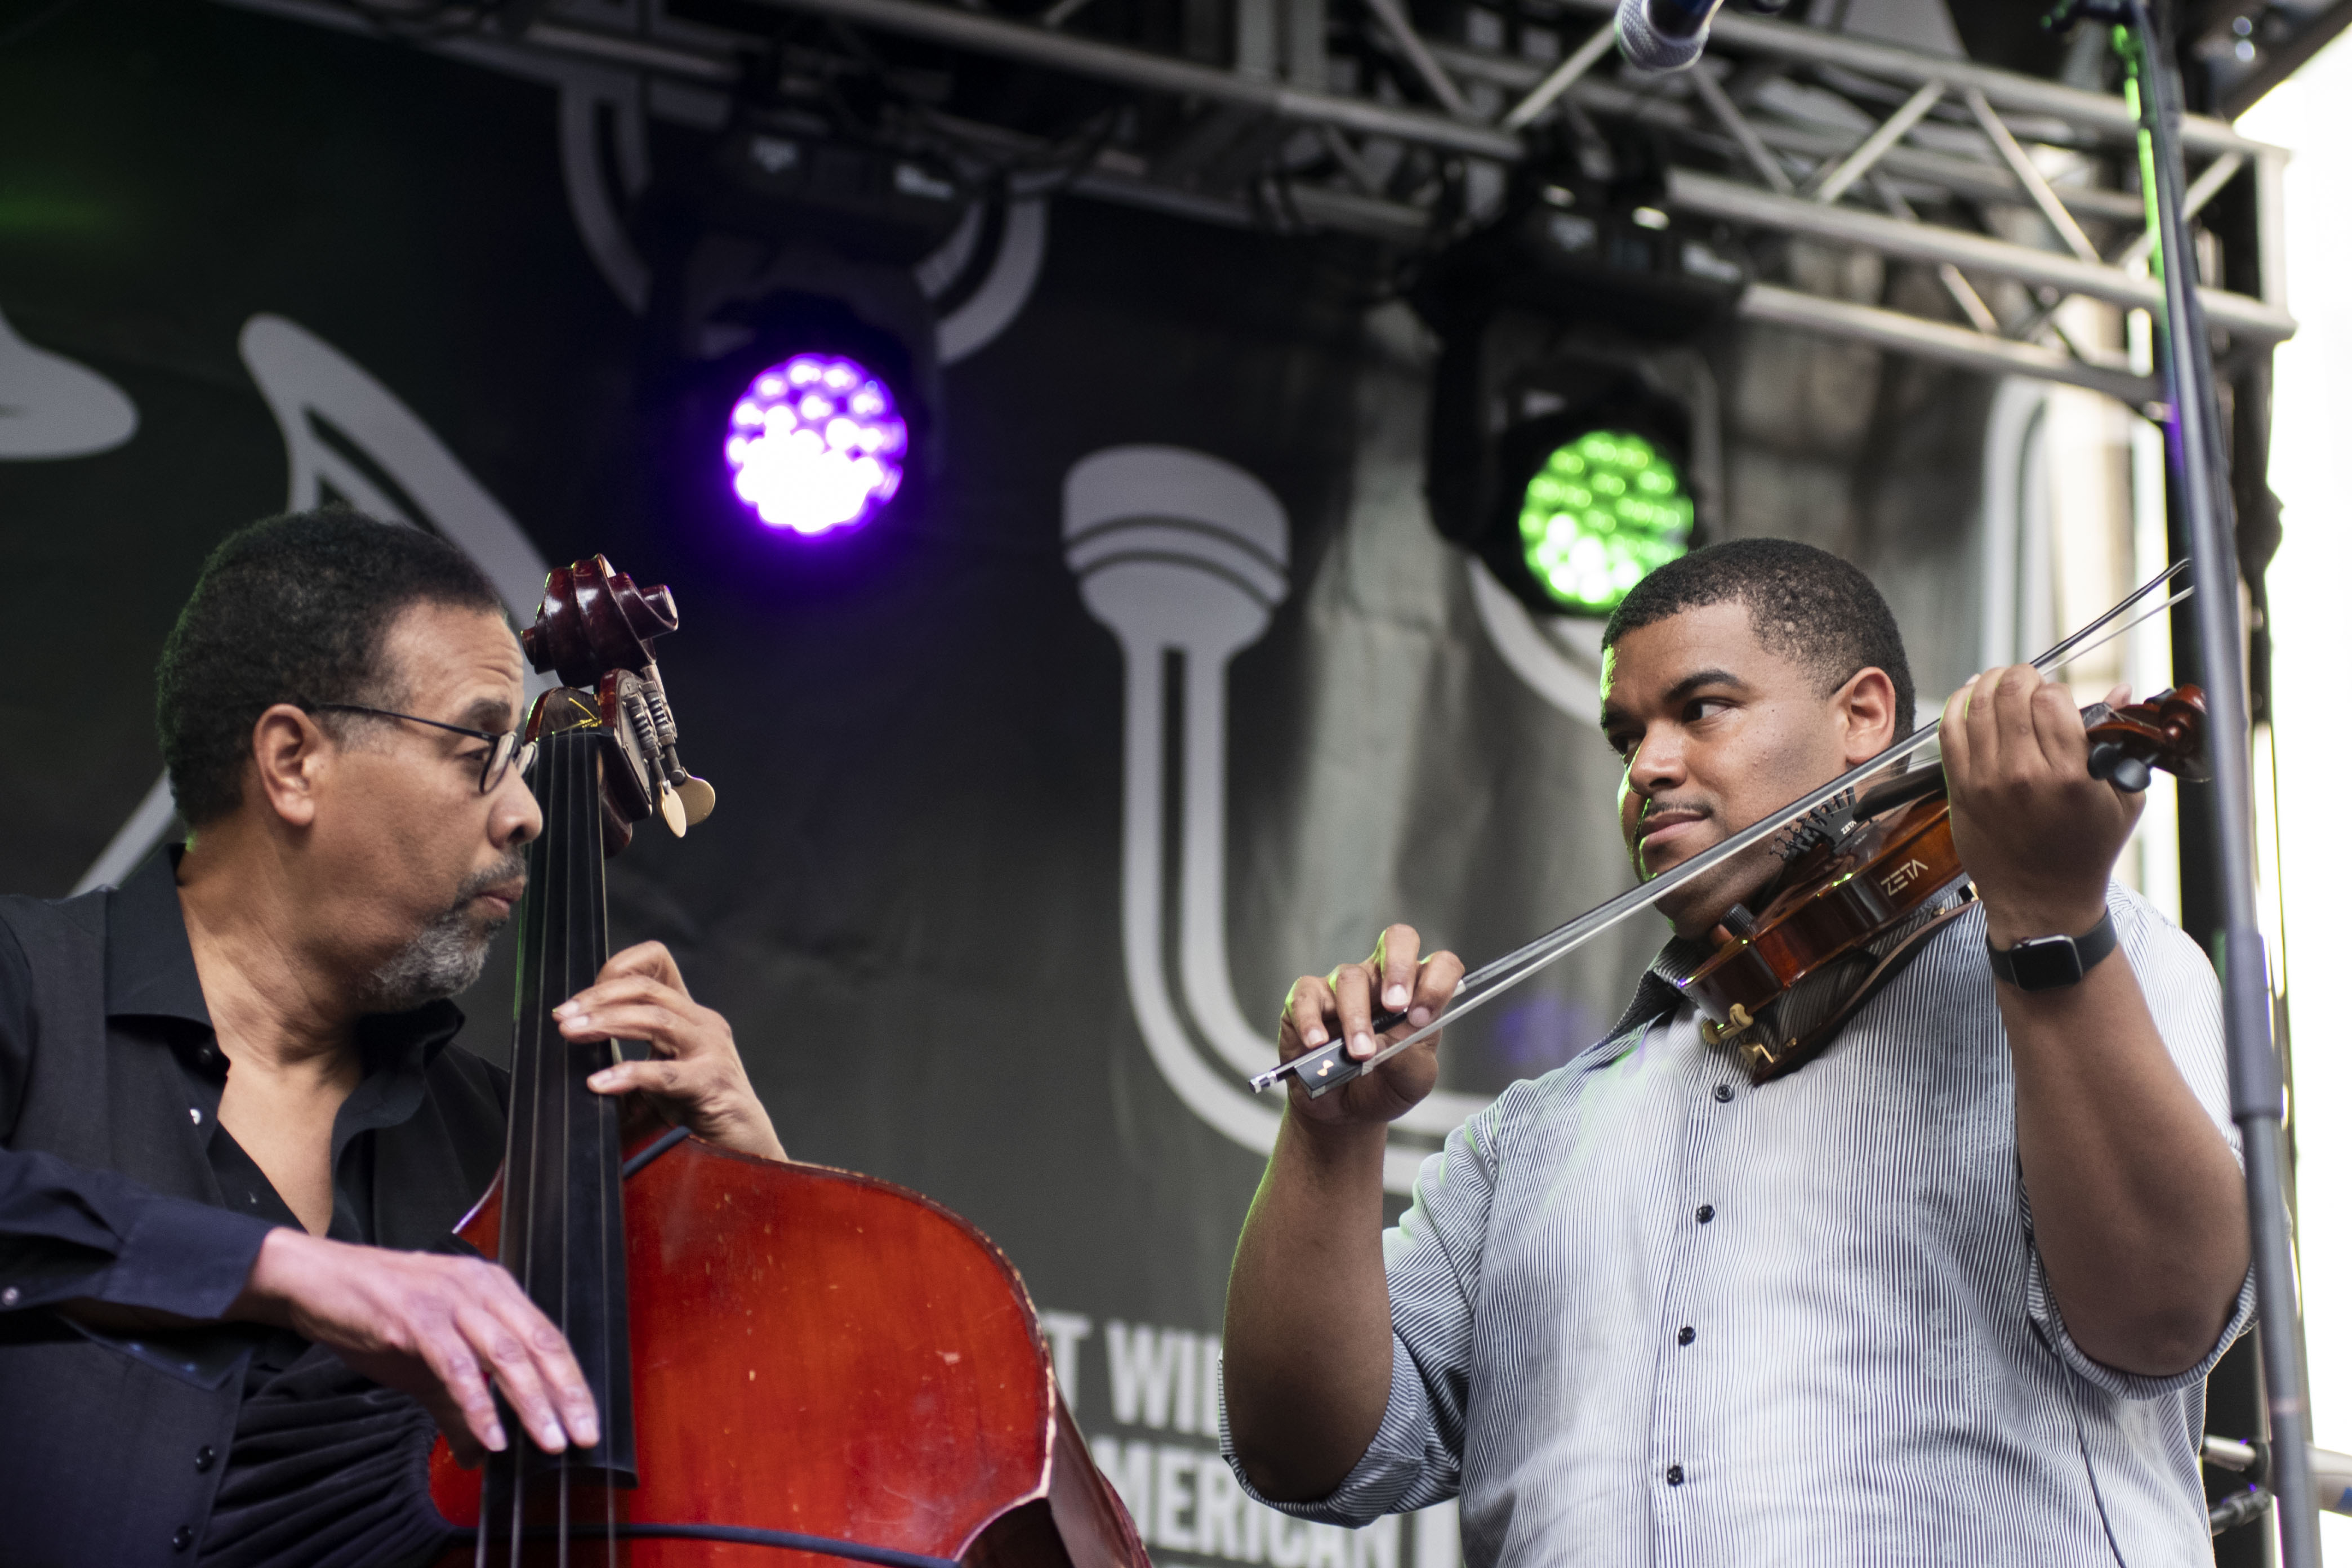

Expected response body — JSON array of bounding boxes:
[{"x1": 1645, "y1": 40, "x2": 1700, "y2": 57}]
[{"x1": 428, "y1": 1130, "x2": 1148, "y2": 1568}]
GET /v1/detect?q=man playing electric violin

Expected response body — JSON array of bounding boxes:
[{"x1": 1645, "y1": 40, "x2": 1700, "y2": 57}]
[
  {"x1": 0, "y1": 510, "x2": 787, "y2": 1566},
  {"x1": 1221, "y1": 538, "x2": 2249, "y2": 1565}
]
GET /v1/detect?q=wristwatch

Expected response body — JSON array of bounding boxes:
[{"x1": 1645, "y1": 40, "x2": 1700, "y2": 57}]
[{"x1": 1985, "y1": 911, "x2": 2118, "y2": 992}]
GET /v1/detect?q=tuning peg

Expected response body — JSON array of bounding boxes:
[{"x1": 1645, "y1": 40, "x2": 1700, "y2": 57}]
[
  {"x1": 2087, "y1": 742, "x2": 2154, "y2": 794},
  {"x1": 676, "y1": 776, "x2": 716, "y2": 826},
  {"x1": 657, "y1": 779, "x2": 688, "y2": 838}
]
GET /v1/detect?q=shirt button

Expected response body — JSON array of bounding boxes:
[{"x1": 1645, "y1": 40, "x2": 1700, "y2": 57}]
[
  {"x1": 1665, "y1": 1464, "x2": 1686, "y2": 1487},
  {"x1": 1695, "y1": 1204, "x2": 1716, "y2": 1224},
  {"x1": 172, "y1": 1525, "x2": 194, "y2": 1552},
  {"x1": 1712, "y1": 1084, "x2": 1734, "y2": 1103},
  {"x1": 195, "y1": 1445, "x2": 216, "y2": 1473},
  {"x1": 1677, "y1": 1325, "x2": 1696, "y2": 1346}
]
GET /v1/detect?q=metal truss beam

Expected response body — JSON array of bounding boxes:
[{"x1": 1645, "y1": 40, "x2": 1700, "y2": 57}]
[
  {"x1": 1739, "y1": 283, "x2": 2157, "y2": 403},
  {"x1": 1422, "y1": 43, "x2": 2153, "y2": 224},
  {"x1": 217, "y1": 0, "x2": 2296, "y2": 404},
  {"x1": 1539, "y1": 0, "x2": 2265, "y2": 159},
  {"x1": 739, "y1": 0, "x2": 1522, "y2": 159},
  {"x1": 1669, "y1": 170, "x2": 2295, "y2": 342}
]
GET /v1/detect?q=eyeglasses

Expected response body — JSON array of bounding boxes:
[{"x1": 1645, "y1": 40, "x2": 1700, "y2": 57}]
[{"x1": 308, "y1": 703, "x2": 538, "y2": 795}]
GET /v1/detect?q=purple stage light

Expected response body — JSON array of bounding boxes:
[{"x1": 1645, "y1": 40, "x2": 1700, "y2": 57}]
[{"x1": 724, "y1": 354, "x2": 908, "y2": 537}]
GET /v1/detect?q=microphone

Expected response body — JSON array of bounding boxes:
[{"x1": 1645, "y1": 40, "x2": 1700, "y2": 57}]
[
  {"x1": 1614, "y1": 0, "x2": 1724, "y2": 72},
  {"x1": 1614, "y1": 0, "x2": 1793, "y2": 73}
]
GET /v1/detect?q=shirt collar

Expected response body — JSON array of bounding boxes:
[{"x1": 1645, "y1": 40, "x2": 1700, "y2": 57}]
[
  {"x1": 1601, "y1": 932, "x2": 1713, "y2": 1042},
  {"x1": 105, "y1": 847, "x2": 211, "y2": 1024},
  {"x1": 104, "y1": 845, "x2": 466, "y2": 1075}
]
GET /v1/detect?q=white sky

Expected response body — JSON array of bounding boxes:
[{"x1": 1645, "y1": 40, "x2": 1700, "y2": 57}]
[{"x1": 2239, "y1": 33, "x2": 2352, "y2": 1549}]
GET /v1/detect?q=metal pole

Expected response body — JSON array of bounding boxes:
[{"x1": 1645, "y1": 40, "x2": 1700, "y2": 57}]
[{"x1": 2118, "y1": 3, "x2": 2319, "y2": 1562}]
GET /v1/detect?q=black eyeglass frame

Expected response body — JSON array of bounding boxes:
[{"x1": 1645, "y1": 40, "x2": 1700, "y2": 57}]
[{"x1": 306, "y1": 703, "x2": 539, "y2": 795}]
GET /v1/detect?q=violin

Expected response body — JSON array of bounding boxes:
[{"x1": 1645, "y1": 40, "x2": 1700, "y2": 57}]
[
  {"x1": 1683, "y1": 685, "x2": 2210, "y2": 1081},
  {"x1": 427, "y1": 557, "x2": 1148, "y2": 1566}
]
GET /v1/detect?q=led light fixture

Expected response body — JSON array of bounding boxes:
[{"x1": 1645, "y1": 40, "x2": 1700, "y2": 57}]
[
  {"x1": 724, "y1": 354, "x2": 908, "y2": 536},
  {"x1": 1516, "y1": 430, "x2": 1693, "y2": 612}
]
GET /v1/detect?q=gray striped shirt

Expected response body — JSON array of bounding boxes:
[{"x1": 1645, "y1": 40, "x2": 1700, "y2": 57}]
[{"x1": 1231, "y1": 885, "x2": 2253, "y2": 1566}]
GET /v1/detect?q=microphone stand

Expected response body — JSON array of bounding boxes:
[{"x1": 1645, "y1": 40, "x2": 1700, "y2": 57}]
[{"x1": 2051, "y1": 3, "x2": 2318, "y2": 1561}]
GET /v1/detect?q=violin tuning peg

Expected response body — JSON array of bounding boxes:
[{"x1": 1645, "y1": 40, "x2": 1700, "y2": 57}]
[
  {"x1": 2086, "y1": 742, "x2": 2153, "y2": 794},
  {"x1": 676, "y1": 776, "x2": 716, "y2": 827},
  {"x1": 658, "y1": 779, "x2": 689, "y2": 838}
]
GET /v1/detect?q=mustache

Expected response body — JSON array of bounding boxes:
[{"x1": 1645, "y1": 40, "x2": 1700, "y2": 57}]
[{"x1": 451, "y1": 852, "x2": 528, "y2": 917}]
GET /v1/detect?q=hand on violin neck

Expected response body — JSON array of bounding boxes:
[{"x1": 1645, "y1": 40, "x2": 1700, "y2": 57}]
[
  {"x1": 1275, "y1": 924, "x2": 1464, "y2": 1131},
  {"x1": 555, "y1": 941, "x2": 787, "y2": 1162},
  {"x1": 1940, "y1": 665, "x2": 2142, "y2": 949}
]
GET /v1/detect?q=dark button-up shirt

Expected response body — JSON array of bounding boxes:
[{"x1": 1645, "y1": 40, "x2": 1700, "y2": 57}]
[{"x1": 0, "y1": 850, "x2": 507, "y2": 1563}]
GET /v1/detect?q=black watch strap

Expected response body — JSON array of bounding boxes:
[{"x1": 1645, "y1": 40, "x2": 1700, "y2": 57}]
[{"x1": 1985, "y1": 910, "x2": 2119, "y2": 992}]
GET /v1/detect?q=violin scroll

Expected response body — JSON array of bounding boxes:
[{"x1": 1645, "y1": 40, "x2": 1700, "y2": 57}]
[{"x1": 2083, "y1": 685, "x2": 2208, "y2": 794}]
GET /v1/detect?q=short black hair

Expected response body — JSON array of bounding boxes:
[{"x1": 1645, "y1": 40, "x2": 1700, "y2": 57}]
[
  {"x1": 157, "y1": 508, "x2": 507, "y2": 825},
  {"x1": 1602, "y1": 538, "x2": 1915, "y2": 735}
]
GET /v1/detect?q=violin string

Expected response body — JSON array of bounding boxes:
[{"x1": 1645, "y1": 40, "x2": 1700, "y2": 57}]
[
  {"x1": 1254, "y1": 565, "x2": 2197, "y2": 1094},
  {"x1": 1895, "y1": 587, "x2": 2193, "y2": 778}
]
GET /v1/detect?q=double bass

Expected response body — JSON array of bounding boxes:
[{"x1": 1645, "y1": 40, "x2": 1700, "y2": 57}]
[{"x1": 427, "y1": 556, "x2": 1149, "y2": 1567}]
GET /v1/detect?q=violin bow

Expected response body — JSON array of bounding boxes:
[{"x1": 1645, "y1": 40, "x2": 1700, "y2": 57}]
[{"x1": 1254, "y1": 560, "x2": 2190, "y2": 1099}]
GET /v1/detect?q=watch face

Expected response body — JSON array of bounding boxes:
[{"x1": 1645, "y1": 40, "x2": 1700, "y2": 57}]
[{"x1": 2011, "y1": 935, "x2": 2086, "y2": 991}]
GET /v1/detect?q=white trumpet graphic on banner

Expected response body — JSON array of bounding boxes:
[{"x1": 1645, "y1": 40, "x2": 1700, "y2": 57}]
[{"x1": 1066, "y1": 447, "x2": 1489, "y2": 1194}]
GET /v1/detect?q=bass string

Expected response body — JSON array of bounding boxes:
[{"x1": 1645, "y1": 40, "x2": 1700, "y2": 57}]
[
  {"x1": 556, "y1": 724, "x2": 580, "y2": 1567},
  {"x1": 525, "y1": 725, "x2": 567, "y2": 1565},
  {"x1": 478, "y1": 720, "x2": 589, "y2": 1566}
]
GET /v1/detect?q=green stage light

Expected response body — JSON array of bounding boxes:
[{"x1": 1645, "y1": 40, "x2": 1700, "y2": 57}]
[{"x1": 1516, "y1": 430, "x2": 1694, "y2": 612}]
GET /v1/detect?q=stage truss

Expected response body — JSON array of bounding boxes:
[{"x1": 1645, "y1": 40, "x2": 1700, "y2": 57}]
[{"x1": 221, "y1": 0, "x2": 2294, "y2": 403}]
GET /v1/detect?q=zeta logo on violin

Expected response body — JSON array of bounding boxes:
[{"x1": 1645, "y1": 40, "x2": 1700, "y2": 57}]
[{"x1": 1880, "y1": 857, "x2": 1933, "y2": 896}]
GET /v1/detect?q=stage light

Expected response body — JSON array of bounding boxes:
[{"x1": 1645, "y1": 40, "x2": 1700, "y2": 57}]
[
  {"x1": 724, "y1": 353, "x2": 907, "y2": 536},
  {"x1": 1411, "y1": 131, "x2": 1727, "y2": 616},
  {"x1": 1516, "y1": 430, "x2": 1693, "y2": 612}
]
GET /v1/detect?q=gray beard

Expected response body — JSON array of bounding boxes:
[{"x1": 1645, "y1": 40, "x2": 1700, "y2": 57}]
[{"x1": 359, "y1": 854, "x2": 526, "y2": 1012}]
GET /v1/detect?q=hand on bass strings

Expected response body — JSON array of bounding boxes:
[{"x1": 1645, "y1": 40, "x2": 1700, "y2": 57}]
[
  {"x1": 555, "y1": 941, "x2": 787, "y2": 1162},
  {"x1": 1277, "y1": 924, "x2": 1465, "y2": 1127},
  {"x1": 227, "y1": 1227, "x2": 600, "y2": 1466},
  {"x1": 1940, "y1": 666, "x2": 2141, "y2": 947}
]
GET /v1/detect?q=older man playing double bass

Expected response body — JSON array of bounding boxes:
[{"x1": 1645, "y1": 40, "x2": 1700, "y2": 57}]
[{"x1": 0, "y1": 510, "x2": 784, "y2": 1565}]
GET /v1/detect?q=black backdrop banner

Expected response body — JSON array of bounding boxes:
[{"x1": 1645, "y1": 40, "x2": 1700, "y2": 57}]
[{"x1": 0, "y1": 6, "x2": 1719, "y2": 1563}]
